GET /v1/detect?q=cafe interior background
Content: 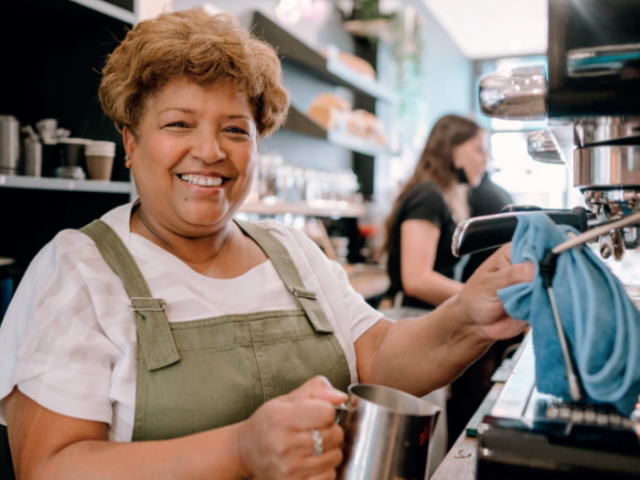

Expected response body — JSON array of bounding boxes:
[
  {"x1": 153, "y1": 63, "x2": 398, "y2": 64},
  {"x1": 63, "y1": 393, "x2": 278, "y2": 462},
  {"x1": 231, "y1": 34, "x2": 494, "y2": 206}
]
[
  {"x1": 1, "y1": 0, "x2": 589, "y2": 316},
  {"x1": 5, "y1": 0, "x2": 640, "y2": 477}
]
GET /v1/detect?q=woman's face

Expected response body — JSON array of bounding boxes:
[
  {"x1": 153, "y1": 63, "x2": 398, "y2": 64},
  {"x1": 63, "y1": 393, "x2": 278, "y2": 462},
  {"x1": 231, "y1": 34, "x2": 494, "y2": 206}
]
[
  {"x1": 453, "y1": 132, "x2": 487, "y2": 187},
  {"x1": 124, "y1": 78, "x2": 258, "y2": 236}
]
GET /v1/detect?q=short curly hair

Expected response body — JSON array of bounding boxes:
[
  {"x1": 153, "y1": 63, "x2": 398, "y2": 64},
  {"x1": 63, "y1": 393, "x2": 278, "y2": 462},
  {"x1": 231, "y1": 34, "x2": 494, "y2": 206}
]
[{"x1": 99, "y1": 10, "x2": 289, "y2": 138}]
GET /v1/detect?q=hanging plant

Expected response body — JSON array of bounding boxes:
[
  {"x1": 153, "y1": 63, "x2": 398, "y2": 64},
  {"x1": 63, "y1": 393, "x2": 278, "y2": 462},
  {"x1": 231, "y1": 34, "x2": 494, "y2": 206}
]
[
  {"x1": 351, "y1": 0, "x2": 394, "y2": 21},
  {"x1": 337, "y1": 0, "x2": 395, "y2": 43},
  {"x1": 335, "y1": 1, "x2": 427, "y2": 144},
  {"x1": 391, "y1": 7, "x2": 427, "y2": 147}
]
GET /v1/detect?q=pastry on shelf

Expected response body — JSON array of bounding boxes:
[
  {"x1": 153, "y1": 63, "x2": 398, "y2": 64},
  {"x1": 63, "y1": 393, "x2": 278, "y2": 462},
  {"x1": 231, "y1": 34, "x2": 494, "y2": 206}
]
[
  {"x1": 307, "y1": 93, "x2": 386, "y2": 146},
  {"x1": 346, "y1": 109, "x2": 386, "y2": 146},
  {"x1": 307, "y1": 92, "x2": 351, "y2": 131},
  {"x1": 320, "y1": 46, "x2": 376, "y2": 80}
]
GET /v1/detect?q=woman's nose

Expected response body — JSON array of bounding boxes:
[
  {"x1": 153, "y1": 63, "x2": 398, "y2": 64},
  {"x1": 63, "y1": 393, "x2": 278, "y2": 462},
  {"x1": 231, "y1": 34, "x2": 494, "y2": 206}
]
[{"x1": 191, "y1": 132, "x2": 225, "y2": 164}]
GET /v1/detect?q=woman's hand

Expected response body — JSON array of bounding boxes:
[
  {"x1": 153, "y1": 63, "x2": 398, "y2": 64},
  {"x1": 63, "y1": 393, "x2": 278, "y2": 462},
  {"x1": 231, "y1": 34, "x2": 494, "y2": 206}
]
[
  {"x1": 238, "y1": 376, "x2": 348, "y2": 480},
  {"x1": 456, "y1": 243, "x2": 534, "y2": 341},
  {"x1": 355, "y1": 243, "x2": 534, "y2": 396}
]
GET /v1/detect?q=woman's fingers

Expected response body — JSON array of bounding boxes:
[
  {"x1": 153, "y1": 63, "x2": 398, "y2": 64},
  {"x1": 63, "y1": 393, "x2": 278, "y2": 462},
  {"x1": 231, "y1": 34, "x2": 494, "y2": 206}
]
[
  {"x1": 289, "y1": 424, "x2": 344, "y2": 456},
  {"x1": 239, "y1": 379, "x2": 349, "y2": 480},
  {"x1": 303, "y1": 446, "x2": 343, "y2": 470},
  {"x1": 281, "y1": 398, "x2": 338, "y2": 430},
  {"x1": 284, "y1": 376, "x2": 348, "y2": 405},
  {"x1": 466, "y1": 244, "x2": 534, "y2": 293},
  {"x1": 306, "y1": 468, "x2": 341, "y2": 480},
  {"x1": 297, "y1": 444, "x2": 343, "y2": 480},
  {"x1": 454, "y1": 243, "x2": 534, "y2": 341}
]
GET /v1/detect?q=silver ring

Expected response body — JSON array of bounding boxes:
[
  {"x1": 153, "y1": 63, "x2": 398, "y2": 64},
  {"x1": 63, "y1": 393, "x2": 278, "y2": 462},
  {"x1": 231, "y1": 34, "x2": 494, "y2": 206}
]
[{"x1": 310, "y1": 428, "x2": 323, "y2": 457}]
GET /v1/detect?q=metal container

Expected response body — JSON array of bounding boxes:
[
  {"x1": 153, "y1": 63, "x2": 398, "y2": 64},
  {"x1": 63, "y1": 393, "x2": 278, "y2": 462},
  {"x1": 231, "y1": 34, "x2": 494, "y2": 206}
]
[
  {"x1": 0, "y1": 115, "x2": 20, "y2": 175},
  {"x1": 24, "y1": 139, "x2": 42, "y2": 177},
  {"x1": 337, "y1": 384, "x2": 440, "y2": 480}
]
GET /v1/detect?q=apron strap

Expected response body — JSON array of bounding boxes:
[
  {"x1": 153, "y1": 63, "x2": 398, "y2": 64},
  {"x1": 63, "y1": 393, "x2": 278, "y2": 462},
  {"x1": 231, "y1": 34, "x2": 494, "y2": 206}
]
[
  {"x1": 80, "y1": 220, "x2": 180, "y2": 371},
  {"x1": 235, "y1": 220, "x2": 334, "y2": 334}
]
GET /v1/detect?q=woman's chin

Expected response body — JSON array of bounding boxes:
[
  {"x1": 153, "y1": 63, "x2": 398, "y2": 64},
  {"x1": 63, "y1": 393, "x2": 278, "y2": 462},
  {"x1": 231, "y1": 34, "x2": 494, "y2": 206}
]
[{"x1": 178, "y1": 208, "x2": 233, "y2": 231}]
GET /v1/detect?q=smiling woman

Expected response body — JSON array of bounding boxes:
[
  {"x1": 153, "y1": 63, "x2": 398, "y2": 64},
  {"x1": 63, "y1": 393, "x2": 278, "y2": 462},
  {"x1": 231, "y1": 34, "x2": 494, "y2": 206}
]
[{"x1": 0, "y1": 9, "x2": 534, "y2": 480}]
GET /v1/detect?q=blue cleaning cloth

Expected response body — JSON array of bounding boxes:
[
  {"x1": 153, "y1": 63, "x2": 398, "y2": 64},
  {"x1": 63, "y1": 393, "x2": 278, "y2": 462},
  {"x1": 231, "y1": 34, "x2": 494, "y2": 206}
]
[{"x1": 498, "y1": 213, "x2": 640, "y2": 415}]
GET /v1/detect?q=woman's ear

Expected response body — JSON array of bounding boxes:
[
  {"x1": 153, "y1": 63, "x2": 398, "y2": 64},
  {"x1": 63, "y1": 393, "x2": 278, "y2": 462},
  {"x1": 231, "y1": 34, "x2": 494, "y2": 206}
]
[{"x1": 122, "y1": 126, "x2": 136, "y2": 169}]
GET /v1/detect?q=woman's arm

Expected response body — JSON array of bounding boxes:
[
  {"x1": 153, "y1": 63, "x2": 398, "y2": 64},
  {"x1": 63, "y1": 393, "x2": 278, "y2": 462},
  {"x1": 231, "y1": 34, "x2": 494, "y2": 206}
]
[
  {"x1": 356, "y1": 244, "x2": 534, "y2": 396},
  {"x1": 399, "y1": 219, "x2": 462, "y2": 306},
  {"x1": 6, "y1": 377, "x2": 346, "y2": 480}
]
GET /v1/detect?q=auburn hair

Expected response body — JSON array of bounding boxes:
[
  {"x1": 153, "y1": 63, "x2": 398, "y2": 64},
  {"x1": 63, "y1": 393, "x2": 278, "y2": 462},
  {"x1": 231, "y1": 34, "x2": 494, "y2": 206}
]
[
  {"x1": 382, "y1": 114, "x2": 481, "y2": 253},
  {"x1": 99, "y1": 9, "x2": 289, "y2": 138}
]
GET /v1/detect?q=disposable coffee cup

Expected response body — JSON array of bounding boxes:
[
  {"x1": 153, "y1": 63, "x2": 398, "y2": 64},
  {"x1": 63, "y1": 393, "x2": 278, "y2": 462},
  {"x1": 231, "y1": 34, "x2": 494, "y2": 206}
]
[
  {"x1": 85, "y1": 141, "x2": 116, "y2": 181},
  {"x1": 86, "y1": 155, "x2": 114, "y2": 180}
]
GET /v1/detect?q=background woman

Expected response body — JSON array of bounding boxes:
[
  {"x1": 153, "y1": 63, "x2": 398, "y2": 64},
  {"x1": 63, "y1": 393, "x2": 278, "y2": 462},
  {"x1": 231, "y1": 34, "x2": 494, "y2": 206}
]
[
  {"x1": 0, "y1": 12, "x2": 532, "y2": 480},
  {"x1": 383, "y1": 115, "x2": 487, "y2": 311}
]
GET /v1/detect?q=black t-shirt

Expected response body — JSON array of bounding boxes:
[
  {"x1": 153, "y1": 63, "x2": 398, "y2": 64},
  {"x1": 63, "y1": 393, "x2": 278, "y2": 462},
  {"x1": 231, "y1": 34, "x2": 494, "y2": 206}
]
[{"x1": 387, "y1": 180, "x2": 460, "y2": 310}]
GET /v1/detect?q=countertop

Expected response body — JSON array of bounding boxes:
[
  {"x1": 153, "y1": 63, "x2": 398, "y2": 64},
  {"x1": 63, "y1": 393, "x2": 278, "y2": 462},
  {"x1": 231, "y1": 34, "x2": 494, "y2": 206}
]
[
  {"x1": 431, "y1": 382, "x2": 505, "y2": 480},
  {"x1": 344, "y1": 264, "x2": 389, "y2": 299}
]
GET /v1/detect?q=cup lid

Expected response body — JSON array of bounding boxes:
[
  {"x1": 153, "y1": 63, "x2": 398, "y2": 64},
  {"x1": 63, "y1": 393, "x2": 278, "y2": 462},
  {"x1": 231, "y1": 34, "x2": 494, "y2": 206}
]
[
  {"x1": 86, "y1": 144, "x2": 116, "y2": 150},
  {"x1": 86, "y1": 148, "x2": 116, "y2": 155}
]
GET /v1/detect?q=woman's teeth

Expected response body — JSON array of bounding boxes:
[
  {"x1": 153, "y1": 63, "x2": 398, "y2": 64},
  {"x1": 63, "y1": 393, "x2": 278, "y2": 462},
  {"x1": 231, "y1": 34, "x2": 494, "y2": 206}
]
[{"x1": 180, "y1": 174, "x2": 224, "y2": 187}]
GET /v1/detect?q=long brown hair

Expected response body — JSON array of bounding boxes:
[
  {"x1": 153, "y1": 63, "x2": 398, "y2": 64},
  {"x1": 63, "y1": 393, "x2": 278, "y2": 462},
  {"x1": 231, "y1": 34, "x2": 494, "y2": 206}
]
[{"x1": 382, "y1": 114, "x2": 481, "y2": 253}]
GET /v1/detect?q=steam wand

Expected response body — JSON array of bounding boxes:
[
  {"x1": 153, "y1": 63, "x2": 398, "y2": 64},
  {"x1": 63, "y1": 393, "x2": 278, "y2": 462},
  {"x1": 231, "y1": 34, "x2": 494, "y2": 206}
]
[{"x1": 539, "y1": 248, "x2": 583, "y2": 402}]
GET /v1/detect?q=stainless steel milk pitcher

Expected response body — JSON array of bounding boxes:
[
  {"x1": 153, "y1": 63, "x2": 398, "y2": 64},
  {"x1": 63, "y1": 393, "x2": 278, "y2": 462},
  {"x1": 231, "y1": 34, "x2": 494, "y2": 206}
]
[{"x1": 337, "y1": 384, "x2": 441, "y2": 480}]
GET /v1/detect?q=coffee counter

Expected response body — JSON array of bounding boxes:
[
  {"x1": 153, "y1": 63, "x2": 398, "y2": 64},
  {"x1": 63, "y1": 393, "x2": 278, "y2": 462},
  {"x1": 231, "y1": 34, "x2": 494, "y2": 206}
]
[
  {"x1": 344, "y1": 264, "x2": 390, "y2": 300},
  {"x1": 431, "y1": 383, "x2": 504, "y2": 480}
]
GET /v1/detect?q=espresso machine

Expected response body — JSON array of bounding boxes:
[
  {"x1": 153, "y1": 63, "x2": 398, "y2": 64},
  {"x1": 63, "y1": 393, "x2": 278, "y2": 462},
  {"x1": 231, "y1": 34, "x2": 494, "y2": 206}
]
[
  {"x1": 452, "y1": 0, "x2": 640, "y2": 477},
  {"x1": 455, "y1": 0, "x2": 640, "y2": 261}
]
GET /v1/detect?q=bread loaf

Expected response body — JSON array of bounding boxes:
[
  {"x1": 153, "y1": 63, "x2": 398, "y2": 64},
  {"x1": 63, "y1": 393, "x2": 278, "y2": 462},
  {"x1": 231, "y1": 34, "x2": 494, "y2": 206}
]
[
  {"x1": 307, "y1": 94, "x2": 386, "y2": 146},
  {"x1": 320, "y1": 47, "x2": 376, "y2": 80},
  {"x1": 348, "y1": 109, "x2": 386, "y2": 145},
  {"x1": 307, "y1": 93, "x2": 351, "y2": 130}
]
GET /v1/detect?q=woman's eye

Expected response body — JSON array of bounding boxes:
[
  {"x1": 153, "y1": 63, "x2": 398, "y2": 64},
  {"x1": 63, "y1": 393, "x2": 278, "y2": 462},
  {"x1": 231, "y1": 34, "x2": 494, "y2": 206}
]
[
  {"x1": 226, "y1": 127, "x2": 246, "y2": 134},
  {"x1": 167, "y1": 122, "x2": 189, "y2": 128}
]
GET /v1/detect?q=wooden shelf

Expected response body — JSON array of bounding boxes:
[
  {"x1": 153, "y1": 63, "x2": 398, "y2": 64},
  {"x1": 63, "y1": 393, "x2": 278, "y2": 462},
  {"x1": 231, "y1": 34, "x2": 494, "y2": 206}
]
[
  {"x1": 327, "y1": 129, "x2": 389, "y2": 157},
  {"x1": 252, "y1": 11, "x2": 396, "y2": 103},
  {"x1": 284, "y1": 106, "x2": 390, "y2": 157},
  {"x1": 0, "y1": 175, "x2": 132, "y2": 194},
  {"x1": 68, "y1": 0, "x2": 134, "y2": 23},
  {"x1": 239, "y1": 200, "x2": 366, "y2": 218}
]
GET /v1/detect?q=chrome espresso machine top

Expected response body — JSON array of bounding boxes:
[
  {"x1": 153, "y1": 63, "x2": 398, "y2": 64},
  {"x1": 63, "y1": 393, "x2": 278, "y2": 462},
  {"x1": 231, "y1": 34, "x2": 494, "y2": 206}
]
[
  {"x1": 454, "y1": 1, "x2": 640, "y2": 478},
  {"x1": 455, "y1": 0, "x2": 640, "y2": 261}
]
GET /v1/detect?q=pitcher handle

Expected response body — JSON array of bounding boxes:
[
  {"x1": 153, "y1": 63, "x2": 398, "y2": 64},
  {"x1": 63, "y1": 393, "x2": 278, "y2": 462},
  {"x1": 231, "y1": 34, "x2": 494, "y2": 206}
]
[{"x1": 334, "y1": 403, "x2": 355, "y2": 424}]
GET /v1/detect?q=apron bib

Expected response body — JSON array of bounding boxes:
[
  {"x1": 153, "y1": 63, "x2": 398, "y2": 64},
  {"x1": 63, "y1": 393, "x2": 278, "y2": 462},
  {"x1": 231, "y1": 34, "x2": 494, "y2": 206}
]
[{"x1": 80, "y1": 219, "x2": 351, "y2": 441}]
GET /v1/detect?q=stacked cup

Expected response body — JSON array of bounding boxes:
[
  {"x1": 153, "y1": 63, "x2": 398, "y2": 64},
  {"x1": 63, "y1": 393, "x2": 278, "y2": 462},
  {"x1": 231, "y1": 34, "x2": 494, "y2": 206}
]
[{"x1": 85, "y1": 141, "x2": 116, "y2": 181}]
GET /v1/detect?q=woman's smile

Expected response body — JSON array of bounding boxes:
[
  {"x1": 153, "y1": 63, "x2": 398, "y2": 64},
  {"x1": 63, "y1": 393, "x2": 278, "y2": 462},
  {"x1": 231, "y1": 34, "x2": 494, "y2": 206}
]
[{"x1": 178, "y1": 173, "x2": 225, "y2": 188}]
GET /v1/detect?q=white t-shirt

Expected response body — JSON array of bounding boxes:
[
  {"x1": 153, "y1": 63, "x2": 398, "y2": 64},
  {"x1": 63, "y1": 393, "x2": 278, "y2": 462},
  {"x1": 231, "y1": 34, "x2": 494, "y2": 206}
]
[{"x1": 0, "y1": 202, "x2": 383, "y2": 441}]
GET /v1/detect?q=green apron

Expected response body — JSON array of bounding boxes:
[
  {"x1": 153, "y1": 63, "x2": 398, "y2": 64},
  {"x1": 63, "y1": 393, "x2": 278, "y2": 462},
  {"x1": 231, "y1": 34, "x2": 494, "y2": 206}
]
[{"x1": 80, "y1": 219, "x2": 351, "y2": 441}]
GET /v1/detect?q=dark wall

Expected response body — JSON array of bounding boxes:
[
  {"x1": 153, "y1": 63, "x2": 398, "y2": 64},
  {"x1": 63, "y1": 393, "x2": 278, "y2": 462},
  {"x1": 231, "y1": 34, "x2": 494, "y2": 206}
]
[
  {"x1": 0, "y1": 188, "x2": 129, "y2": 270},
  {"x1": 103, "y1": 0, "x2": 134, "y2": 11},
  {"x1": 0, "y1": 0, "x2": 132, "y2": 270}
]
